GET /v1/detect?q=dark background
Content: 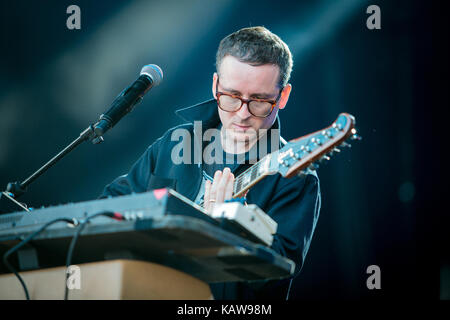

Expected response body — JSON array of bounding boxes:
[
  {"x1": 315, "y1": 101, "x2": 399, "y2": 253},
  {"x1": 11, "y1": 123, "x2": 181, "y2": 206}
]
[{"x1": 0, "y1": 0, "x2": 447, "y2": 299}]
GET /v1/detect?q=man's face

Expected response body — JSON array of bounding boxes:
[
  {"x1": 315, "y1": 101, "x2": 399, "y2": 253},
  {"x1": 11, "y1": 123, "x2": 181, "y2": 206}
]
[{"x1": 212, "y1": 56, "x2": 289, "y2": 149}]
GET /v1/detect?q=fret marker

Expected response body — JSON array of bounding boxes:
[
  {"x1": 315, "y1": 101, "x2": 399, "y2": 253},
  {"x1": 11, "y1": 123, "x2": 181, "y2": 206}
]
[
  {"x1": 260, "y1": 156, "x2": 270, "y2": 174},
  {"x1": 243, "y1": 173, "x2": 251, "y2": 185}
]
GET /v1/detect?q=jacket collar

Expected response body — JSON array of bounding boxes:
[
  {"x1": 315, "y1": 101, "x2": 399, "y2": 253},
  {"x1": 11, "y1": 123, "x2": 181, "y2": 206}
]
[{"x1": 175, "y1": 98, "x2": 221, "y2": 129}]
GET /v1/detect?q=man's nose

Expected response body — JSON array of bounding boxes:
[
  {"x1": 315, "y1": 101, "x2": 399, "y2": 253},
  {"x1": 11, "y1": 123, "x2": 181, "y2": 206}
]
[{"x1": 236, "y1": 102, "x2": 252, "y2": 119}]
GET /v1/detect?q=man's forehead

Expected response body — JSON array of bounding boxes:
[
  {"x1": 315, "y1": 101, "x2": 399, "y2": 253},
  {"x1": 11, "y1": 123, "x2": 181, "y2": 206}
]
[
  {"x1": 218, "y1": 56, "x2": 281, "y2": 94},
  {"x1": 218, "y1": 56, "x2": 280, "y2": 77}
]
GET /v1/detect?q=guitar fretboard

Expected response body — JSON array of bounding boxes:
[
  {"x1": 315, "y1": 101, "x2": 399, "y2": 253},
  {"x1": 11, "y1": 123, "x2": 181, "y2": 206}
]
[{"x1": 233, "y1": 156, "x2": 272, "y2": 197}]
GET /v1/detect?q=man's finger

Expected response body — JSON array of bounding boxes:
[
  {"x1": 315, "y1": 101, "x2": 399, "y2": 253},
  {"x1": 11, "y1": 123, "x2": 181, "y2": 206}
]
[
  {"x1": 216, "y1": 168, "x2": 231, "y2": 202},
  {"x1": 204, "y1": 179, "x2": 211, "y2": 211},
  {"x1": 210, "y1": 170, "x2": 222, "y2": 201},
  {"x1": 224, "y1": 173, "x2": 234, "y2": 201}
]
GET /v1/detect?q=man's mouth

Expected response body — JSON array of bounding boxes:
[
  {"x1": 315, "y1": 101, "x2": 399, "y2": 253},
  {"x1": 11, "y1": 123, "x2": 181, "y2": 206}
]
[{"x1": 232, "y1": 123, "x2": 251, "y2": 131}]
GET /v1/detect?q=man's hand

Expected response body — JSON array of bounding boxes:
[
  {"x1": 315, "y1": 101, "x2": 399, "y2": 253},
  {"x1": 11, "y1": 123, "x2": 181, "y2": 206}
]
[{"x1": 204, "y1": 167, "x2": 234, "y2": 213}]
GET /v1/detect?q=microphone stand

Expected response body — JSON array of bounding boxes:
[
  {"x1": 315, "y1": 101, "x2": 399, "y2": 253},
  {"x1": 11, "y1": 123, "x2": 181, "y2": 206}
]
[{"x1": 1, "y1": 123, "x2": 105, "y2": 214}]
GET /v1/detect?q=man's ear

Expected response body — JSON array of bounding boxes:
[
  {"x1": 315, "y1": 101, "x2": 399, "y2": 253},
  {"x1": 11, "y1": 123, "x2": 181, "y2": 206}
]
[
  {"x1": 212, "y1": 73, "x2": 218, "y2": 99},
  {"x1": 277, "y1": 84, "x2": 292, "y2": 110}
]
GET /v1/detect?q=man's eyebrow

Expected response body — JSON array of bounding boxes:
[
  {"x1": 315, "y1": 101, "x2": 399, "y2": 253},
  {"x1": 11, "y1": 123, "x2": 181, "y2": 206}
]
[{"x1": 220, "y1": 85, "x2": 276, "y2": 99}]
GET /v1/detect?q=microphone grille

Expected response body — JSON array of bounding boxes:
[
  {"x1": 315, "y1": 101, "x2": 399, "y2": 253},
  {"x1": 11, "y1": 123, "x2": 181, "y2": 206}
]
[{"x1": 140, "y1": 64, "x2": 163, "y2": 86}]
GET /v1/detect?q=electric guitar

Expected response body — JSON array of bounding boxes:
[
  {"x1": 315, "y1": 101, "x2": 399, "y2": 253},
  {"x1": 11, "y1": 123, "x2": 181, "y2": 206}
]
[{"x1": 229, "y1": 112, "x2": 361, "y2": 198}]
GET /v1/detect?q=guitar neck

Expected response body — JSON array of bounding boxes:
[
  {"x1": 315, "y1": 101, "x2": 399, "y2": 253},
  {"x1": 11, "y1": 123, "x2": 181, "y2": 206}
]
[
  {"x1": 216, "y1": 113, "x2": 359, "y2": 200},
  {"x1": 232, "y1": 155, "x2": 272, "y2": 198}
]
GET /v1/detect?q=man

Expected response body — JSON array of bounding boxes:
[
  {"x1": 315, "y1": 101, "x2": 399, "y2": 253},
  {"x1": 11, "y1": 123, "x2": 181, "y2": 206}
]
[{"x1": 100, "y1": 26, "x2": 321, "y2": 299}]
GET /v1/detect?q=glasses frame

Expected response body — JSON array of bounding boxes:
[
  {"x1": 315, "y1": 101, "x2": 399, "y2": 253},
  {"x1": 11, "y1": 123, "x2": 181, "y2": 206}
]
[{"x1": 215, "y1": 76, "x2": 284, "y2": 118}]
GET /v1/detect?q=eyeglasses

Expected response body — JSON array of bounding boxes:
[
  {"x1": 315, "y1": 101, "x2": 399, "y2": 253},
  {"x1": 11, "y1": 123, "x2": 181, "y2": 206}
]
[{"x1": 215, "y1": 76, "x2": 283, "y2": 118}]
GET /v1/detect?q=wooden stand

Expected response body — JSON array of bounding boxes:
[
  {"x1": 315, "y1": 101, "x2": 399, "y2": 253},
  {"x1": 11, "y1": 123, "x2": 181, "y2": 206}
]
[{"x1": 0, "y1": 260, "x2": 213, "y2": 300}]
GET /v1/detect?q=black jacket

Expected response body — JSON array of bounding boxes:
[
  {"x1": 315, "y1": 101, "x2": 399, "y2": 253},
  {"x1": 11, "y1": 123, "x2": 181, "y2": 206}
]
[{"x1": 99, "y1": 99, "x2": 321, "y2": 299}]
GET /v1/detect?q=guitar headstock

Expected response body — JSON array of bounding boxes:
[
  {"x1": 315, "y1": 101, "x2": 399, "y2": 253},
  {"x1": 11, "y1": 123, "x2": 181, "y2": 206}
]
[{"x1": 275, "y1": 113, "x2": 360, "y2": 178}]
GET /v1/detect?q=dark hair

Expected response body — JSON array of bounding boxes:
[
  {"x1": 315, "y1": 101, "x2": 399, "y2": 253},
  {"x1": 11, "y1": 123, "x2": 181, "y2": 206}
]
[{"x1": 216, "y1": 26, "x2": 293, "y2": 87}]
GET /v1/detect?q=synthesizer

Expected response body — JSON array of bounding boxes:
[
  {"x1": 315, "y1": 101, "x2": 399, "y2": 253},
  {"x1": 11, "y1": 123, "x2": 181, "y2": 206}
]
[
  {"x1": 0, "y1": 189, "x2": 293, "y2": 282},
  {"x1": 0, "y1": 188, "x2": 270, "y2": 245}
]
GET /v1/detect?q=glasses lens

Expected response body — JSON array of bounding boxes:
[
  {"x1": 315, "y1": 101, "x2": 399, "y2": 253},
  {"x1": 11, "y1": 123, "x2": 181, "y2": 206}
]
[
  {"x1": 218, "y1": 95, "x2": 241, "y2": 111},
  {"x1": 249, "y1": 101, "x2": 272, "y2": 117}
]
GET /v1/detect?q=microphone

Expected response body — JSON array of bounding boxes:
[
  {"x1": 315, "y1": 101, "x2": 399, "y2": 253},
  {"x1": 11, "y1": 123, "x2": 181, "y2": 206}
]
[{"x1": 93, "y1": 64, "x2": 163, "y2": 137}]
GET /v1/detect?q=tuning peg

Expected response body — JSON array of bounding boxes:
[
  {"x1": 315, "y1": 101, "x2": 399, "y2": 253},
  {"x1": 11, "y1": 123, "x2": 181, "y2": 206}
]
[
  {"x1": 311, "y1": 137, "x2": 322, "y2": 145},
  {"x1": 349, "y1": 128, "x2": 362, "y2": 141},
  {"x1": 317, "y1": 155, "x2": 330, "y2": 163},
  {"x1": 92, "y1": 136, "x2": 104, "y2": 144},
  {"x1": 328, "y1": 148, "x2": 339, "y2": 156},
  {"x1": 322, "y1": 130, "x2": 333, "y2": 138},
  {"x1": 341, "y1": 142, "x2": 351, "y2": 148}
]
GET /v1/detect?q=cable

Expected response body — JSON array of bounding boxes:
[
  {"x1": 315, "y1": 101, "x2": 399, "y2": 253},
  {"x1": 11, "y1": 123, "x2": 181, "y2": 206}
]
[
  {"x1": 64, "y1": 211, "x2": 124, "y2": 300},
  {"x1": 2, "y1": 217, "x2": 78, "y2": 300}
]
